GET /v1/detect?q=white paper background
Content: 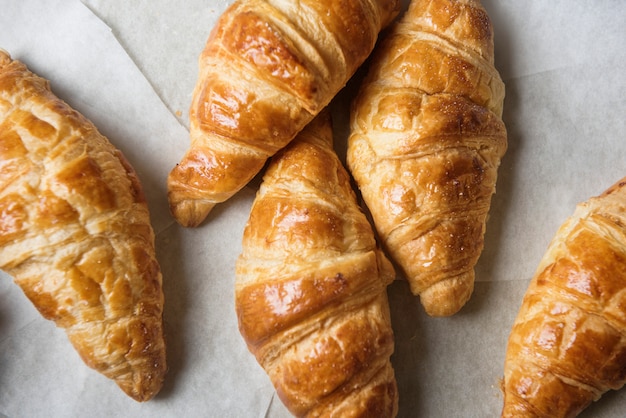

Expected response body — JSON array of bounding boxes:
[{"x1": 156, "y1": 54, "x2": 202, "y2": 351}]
[{"x1": 0, "y1": 1, "x2": 625, "y2": 417}]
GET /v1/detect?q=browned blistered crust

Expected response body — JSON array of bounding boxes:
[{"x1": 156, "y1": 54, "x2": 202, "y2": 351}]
[
  {"x1": 347, "y1": 0, "x2": 507, "y2": 316},
  {"x1": 502, "y1": 178, "x2": 626, "y2": 417},
  {"x1": 236, "y1": 111, "x2": 398, "y2": 417},
  {"x1": 0, "y1": 50, "x2": 166, "y2": 402},
  {"x1": 167, "y1": 0, "x2": 401, "y2": 227}
]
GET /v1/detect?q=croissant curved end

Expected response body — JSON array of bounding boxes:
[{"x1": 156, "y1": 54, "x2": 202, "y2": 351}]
[
  {"x1": 0, "y1": 49, "x2": 11, "y2": 65},
  {"x1": 116, "y1": 371, "x2": 165, "y2": 402},
  {"x1": 168, "y1": 194, "x2": 215, "y2": 227},
  {"x1": 418, "y1": 270, "x2": 475, "y2": 316}
]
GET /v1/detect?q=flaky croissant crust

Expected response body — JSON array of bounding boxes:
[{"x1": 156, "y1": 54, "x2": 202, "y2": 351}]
[
  {"x1": 347, "y1": 0, "x2": 507, "y2": 316},
  {"x1": 167, "y1": 0, "x2": 401, "y2": 227},
  {"x1": 502, "y1": 178, "x2": 626, "y2": 418},
  {"x1": 236, "y1": 112, "x2": 398, "y2": 417},
  {"x1": 0, "y1": 50, "x2": 166, "y2": 401}
]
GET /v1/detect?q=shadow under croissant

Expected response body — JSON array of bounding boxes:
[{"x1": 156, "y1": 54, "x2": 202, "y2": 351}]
[
  {"x1": 388, "y1": 279, "x2": 522, "y2": 417},
  {"x1": 156, "y1": 186, "x2": 257, "y2": 400},
  {"x1": 152, "y1": 222, "x2": 187, "y2": 400}
]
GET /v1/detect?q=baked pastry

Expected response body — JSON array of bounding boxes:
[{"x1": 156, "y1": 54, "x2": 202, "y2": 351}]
[
  {"x1": 167, "y1": 0, "x2": 401, "y2": 227},
  {"x1": 347, "y1": 0, "x2": 507, "y2": 316},
  {"x1": 0, "y1": 50, "x2": 166, "y2": 401},
  {"x1": 502, "y1": 177, "x2": 626, "y2": 417},
  {"x1": 235, "y1": 110, "x2": 398, "y2": 417}
]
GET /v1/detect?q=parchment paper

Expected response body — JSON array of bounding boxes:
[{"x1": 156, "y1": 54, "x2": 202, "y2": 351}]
[{"x1": 1, "y1": 0, "x2": 625, "y2": 417}]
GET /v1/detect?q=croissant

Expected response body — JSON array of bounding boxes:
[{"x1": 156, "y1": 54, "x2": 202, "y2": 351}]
[
  {"x1": 167, "y1": 0, "x2": 401, "y2": 227},
  {"x1": 235, "y1": 110, "x2": 398, "y2": 417},
  {"x1": 501, "y1": 177, "x2": 626, "y2": 417},
  {"x1": 0, "y1": 50, "x2": 166, "y2": 401},
  {"x1": 346, "y1": 0, "x2": 507, "y2": 316}
]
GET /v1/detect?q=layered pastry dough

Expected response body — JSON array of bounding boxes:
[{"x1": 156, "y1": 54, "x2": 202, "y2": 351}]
[
  {"x1": 167, "y1": 0, "x2": 401, "y2": 227},
  {"x1": 347, "y1": 0, "x2": 507, "y2": 316},
  {"x1": 502, "y1": 177, "x2": 626, "y2": 417},
  {"x1": 0, "y1": 50, "x2": 166, "y2": 401},
  {"x1": 235, "y1": 111, "x2": 398, "y2": 417}
]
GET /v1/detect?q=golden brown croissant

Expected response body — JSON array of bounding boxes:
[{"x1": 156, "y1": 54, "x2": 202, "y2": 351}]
[
  {"x1": 235, "y1": 110, "x2": 398, "y2": 417},
  {"x1": 167, "y1": 0, "x2": 401, "y2": 227},
  {"x1": 0, "y1": 50, "x2": 166, "y2": 401},
  {"x1": 501, "y1": 177, "x2": 626, "y2": 417},
  {"x1": 347, "y1": 0, "x2": 507, "y2": 316}
]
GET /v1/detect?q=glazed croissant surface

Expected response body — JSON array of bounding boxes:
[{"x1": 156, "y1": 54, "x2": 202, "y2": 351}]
[
  {"x1": 0, "y1": 50, "x2": 166, "y2": 401},
  {"x1": 235, "y1": 111, "x2": 398, "y2": 417},
  {"x1": 347, "y1": 0, "x2": 507, "y2": 316},
  {"x1": 502, "y1": 177, "x2": 626, "y2": 417},
  {"x1": 168, "y1": 0, "x2": 401, "y2": 227}
]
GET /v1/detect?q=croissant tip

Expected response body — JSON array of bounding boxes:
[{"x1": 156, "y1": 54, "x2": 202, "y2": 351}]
[
  {"x1": 168, "y1": 197, "x2": 215, "y2": 227},
  {"x1": 115, "y1": 364, "x2": 167, "y2": 402},
  {"x1": 118, "y1": 381, "x2": 162, "y2": 403},
  {"x1": 0, "y1": 48, "x2": 12, "y2": 66},
  {"x1": 418, "y1": 272, "x2": 475, "y2": 317}
]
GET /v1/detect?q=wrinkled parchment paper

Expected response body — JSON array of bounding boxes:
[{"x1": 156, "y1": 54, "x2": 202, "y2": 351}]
[{"x1": 1, "y1": 1, "x2": 625, "y2": 416}]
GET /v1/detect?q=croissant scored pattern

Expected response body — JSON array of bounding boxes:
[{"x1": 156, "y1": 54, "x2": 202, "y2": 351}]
[
  {"x1": 502, "y1": 178, "x2": 626, "y2": 417},
  {"x1": 167, "y1": 0, "x2": 401, "y2": 227},
  {"x1": 347, "y1": 0, "x2": 507, "y2": 316},
  {"x1": 235, "y1": 111, "x2": 398, "y2": 417},
  {"x1": 0, "y1": 51, "x2": 166, "y2": 401}
]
